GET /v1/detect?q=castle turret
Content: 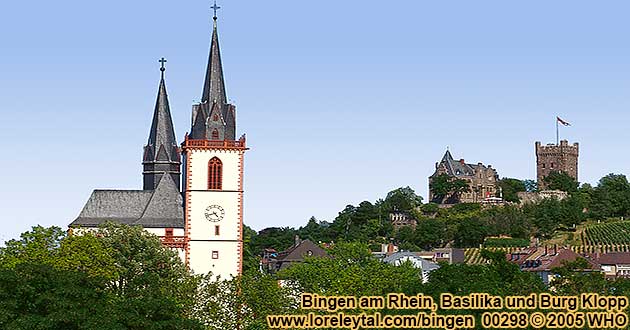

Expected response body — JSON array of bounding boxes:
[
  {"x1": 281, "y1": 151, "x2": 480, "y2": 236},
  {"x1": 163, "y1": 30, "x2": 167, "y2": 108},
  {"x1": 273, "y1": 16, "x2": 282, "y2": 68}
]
[{"x1": 535, "y1": 140, "x2": 579, "y2": 189}]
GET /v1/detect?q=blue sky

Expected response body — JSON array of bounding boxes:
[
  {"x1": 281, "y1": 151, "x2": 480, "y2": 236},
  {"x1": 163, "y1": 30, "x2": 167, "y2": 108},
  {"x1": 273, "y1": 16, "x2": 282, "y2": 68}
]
[{"x1": 1, "y1": 0, "x2": 630, "y2": 244}]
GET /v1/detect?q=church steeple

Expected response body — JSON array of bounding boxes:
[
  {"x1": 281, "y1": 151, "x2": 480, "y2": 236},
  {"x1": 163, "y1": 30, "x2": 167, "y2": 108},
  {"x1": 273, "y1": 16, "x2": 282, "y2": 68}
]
[
  {"x1": 190, "y1": 7, "x2": 236, "y2": 141},
  {"x1": 201, "y1": 17, "x2": 227, "y2": 106},
  {"x1": 143, "y1": 58, "x2": 181, "y2": 191}
]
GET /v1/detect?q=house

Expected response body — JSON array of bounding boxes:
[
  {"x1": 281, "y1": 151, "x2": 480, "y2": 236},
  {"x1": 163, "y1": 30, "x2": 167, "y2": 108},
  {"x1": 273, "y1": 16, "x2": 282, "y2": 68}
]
[
  {"x1": 508, "y1": 246, "x2": 598, "y2": 285},
  {"x1": 382, "y1": 252, "x2": 440, "y2": 283},
  {"x1": 263, "y1": 237, "x2": 329, "y2": 273},
  {"x1": 596, "y1": 253, "x2": 630, "y2": 279}
]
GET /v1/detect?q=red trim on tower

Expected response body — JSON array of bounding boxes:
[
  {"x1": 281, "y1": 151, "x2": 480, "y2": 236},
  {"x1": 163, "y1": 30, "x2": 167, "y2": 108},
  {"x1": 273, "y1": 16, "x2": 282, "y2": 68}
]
[
  {"x1": 237, "y1": 149, "x2": 245, "y2": 275},
  {"x1": 184, "y1": 148, "x2": 193, "y2": 268}
]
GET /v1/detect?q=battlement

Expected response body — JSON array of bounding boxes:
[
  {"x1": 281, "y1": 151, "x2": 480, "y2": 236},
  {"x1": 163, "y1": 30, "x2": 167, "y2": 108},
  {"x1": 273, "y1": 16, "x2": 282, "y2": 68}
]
[{"x1": 535, "y1": 140, "x2": 579, "y2": 154}]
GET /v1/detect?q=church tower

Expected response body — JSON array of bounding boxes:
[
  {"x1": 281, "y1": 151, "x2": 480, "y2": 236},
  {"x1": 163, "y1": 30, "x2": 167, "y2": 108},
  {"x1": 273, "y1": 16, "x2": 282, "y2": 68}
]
[
  {"x1": 182, "y1": 12, "x2": 247, "y2": 278},
  {"x1": 143, "y1": 60, "x2": 181, "y2": 191}
]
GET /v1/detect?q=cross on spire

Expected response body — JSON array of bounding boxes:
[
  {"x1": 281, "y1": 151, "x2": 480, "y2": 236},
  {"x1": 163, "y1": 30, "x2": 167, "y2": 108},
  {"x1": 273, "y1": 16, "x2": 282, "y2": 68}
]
[
  {"x1": 159, "y1": 57, "x2": 167, "y2": 72},
  {"x1": 211, "y1": 1, "x2": 221, "y2": 20}
]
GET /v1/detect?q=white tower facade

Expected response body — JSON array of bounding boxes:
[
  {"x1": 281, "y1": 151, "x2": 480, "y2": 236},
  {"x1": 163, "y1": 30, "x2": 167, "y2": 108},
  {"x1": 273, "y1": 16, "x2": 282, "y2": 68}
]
[
  {"x1": 182, "y1": 14, "x2": 246, "y2": 279},
  {"x1": 182, "y1": 139, "x2": 246, "y2": 278}
]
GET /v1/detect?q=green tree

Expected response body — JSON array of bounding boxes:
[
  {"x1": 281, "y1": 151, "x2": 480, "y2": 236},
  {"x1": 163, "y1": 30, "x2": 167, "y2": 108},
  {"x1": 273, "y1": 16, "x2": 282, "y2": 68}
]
[
  {"x1": 550, "y1": 258, "x2": 606, "y2": 294},
  {"x1": 279, "y1": 242, "x2": 421, "y2": 296},
  {"x1": 383, "y1": 186, "x2": 423, "y2": 212},
  {"x1": 543, "y1": 171, "x2": 579, "y2": 193},
  {"x1": 426, "y1": 250, "x2": 544, "y2": 296},
  {"x1": 0, "y1": 224, "x2": 202, "y2": 329},
  {"x1": 0, "y1": 226, "x2": 66, "y2": 269},
  {"x1": 497, "y1": 178, "x2": 526, "y2": 203},
  {"x1": 453, "y1": 217, "x2": 487, "y2": 248},
  {"x1": 0, "y1": 264, "x2": 119, "y2": 330},
  {"x1": 429, "y1": 174, "x2": 470, "y2": 204},
  {"x1": 588, "y1": 174, "x2": 630, "y2": 219}
]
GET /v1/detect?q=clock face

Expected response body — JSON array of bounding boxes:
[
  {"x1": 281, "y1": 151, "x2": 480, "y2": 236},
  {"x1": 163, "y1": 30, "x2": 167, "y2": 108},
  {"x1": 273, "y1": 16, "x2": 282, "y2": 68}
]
[{"x1": 205, "y1": 205, "x2": 225, "y2": 222}]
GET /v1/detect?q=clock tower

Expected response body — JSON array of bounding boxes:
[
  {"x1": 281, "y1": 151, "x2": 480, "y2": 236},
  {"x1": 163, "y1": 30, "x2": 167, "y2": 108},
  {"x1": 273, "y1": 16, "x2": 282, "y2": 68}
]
[{"x1": 182, "y1": 13, "x2": 247, "y2": 278}]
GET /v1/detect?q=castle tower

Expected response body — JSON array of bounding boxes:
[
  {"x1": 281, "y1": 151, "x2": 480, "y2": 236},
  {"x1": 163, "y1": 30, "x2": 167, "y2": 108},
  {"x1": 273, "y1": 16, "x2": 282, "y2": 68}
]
[
  {"x1": 143, "y1": 60, "x2": 181, "y2": 191},
  {"x1": 535, "y1": 140, "x2": 579, "y2": 189},
  {"x1": 182, "y1": 13, "x2": 247, "y2": 278}
]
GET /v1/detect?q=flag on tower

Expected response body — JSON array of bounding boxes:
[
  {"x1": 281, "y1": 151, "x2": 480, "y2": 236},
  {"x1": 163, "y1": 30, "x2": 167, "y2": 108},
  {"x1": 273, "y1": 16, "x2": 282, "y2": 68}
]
[{"x1": 557, "y1": 117, "x2": 571, "y2": 126}]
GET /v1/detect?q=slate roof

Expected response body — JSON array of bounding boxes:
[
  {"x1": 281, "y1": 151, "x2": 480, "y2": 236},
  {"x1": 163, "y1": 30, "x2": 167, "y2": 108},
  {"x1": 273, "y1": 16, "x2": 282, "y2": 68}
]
[
  {"x1": 436, "y1": 150, "x2": 475, "y2": 177},
  {"x1": 191, "y1": 17, "x2": 236, "y2": 141},
  {"x1": 70, "y1": 174, "x2": 184, "y2": 228},
  {"x1": 145, "y1": 73, "x2": 178, "y2": 164}
]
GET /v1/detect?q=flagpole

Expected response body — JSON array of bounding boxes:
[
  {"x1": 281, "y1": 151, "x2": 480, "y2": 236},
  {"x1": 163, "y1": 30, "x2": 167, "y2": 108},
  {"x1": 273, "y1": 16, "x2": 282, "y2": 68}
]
[{"x1": 556, "y1": 117, "x2": 559, "y2": 145}]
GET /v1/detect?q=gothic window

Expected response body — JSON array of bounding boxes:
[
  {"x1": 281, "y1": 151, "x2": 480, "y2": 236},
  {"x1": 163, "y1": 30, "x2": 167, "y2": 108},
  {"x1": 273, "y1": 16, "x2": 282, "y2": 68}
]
[
  {"x1": 208, "y1": 157, "x2": 222, "y2": 190},
  {"x1": 211, "y1": 128, "x2": 219, "y2": 140},
  {"x1": 213, "y1": 114, "x2": 219, "y2": 121},
  {"x1": 215, "y1": 225, "x2": 220, "y2": 236},
  {"x1": 542, "y1": 164, "x2": 546, "y2": 169}
]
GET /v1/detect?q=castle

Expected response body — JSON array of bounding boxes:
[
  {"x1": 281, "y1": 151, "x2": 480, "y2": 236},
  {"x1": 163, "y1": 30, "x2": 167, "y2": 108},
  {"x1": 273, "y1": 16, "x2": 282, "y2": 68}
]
[
  {"x1": 70, "y1": 12, "x2": 246, "y2": 279},
  {"x1": 535, "y1": 140, "x2": 579, "y2": 189},
  {"x1": 428, "y1": 150, "x2": 499, "y2": 204}
]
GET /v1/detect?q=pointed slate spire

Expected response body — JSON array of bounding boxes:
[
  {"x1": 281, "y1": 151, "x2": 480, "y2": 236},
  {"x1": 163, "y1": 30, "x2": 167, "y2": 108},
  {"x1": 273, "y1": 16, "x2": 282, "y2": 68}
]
[
  {"x1": 190, "y1": 8, "x2": 236, "y2": 141},
  {"x1": 143, "y1": 59, "x2": 181, "y2": 191},
  {"x1": 201, "y1": 17, "x2": 227, "y2": 106}
]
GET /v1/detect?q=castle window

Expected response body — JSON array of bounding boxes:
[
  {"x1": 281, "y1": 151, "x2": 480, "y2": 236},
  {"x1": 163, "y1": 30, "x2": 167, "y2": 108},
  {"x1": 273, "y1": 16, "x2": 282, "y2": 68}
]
[
  {"x1": 212, "y1": 251, "x2": 219, "y2": 259},
  {"x1": 211, "y1": 128, "x2": 219, "y2": 140},
  {"x1": 208, "y1": 157, "x2": 223, "y2": 190},
  {"x1": 215, "y1": 225, "x2": 220, "y2": 236},
  {"x1": 542, "y1": 164, "x2": 546, "y2": 169},
  {"x1": 550, "y1": 163, "x2": 554, "y2": 169}
]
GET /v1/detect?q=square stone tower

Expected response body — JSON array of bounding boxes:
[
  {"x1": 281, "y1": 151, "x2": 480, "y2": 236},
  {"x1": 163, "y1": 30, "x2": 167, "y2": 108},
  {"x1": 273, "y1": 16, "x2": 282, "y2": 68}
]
[{"x1": 535, "y1": 140, "x2": 579, "y2": 189}]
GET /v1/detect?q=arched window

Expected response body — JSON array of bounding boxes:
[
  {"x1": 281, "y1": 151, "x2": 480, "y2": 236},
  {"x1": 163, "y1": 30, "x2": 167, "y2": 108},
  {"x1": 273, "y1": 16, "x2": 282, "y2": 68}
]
[
  {"x1": 211, "y1": 128, "x2": 219, "y2": 140},
  {"x1": 208, "y1": 157, "x2": 222, "y2": 190}
]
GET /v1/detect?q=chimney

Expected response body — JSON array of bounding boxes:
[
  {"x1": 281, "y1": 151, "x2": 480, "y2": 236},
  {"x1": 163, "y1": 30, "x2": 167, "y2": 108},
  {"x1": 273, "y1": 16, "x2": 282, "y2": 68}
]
[{"x1": 294, "y1": 235, "x2": 301, "y2": 246}]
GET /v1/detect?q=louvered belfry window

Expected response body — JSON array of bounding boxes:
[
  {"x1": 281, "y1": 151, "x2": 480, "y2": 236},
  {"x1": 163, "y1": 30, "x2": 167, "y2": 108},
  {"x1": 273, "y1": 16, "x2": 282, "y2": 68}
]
[{"x1": 208, "y1": 157, "x2": 223, "y2": 190}]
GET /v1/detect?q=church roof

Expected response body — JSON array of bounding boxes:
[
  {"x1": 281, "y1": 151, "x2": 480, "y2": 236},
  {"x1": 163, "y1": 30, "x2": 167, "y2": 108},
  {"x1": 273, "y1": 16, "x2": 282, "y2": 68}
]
[
  {"x1": 190, "y1": 16, "x2": 236, "y2": 141},
  {"x1": 71, "y1": 174, "x2": 184, "y2": 228},
  {"x1": 144, "y1": 67, "x2": 179, "y2": 165},
  {"x1": 202, "y1": 18, "x2": 227, "y2": 106}
]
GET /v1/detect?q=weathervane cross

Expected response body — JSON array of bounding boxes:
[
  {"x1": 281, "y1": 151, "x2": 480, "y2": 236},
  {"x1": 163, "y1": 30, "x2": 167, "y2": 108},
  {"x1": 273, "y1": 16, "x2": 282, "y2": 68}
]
[{"x1": 211, "y1": 1, "x2": 221, "y2": 19}]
